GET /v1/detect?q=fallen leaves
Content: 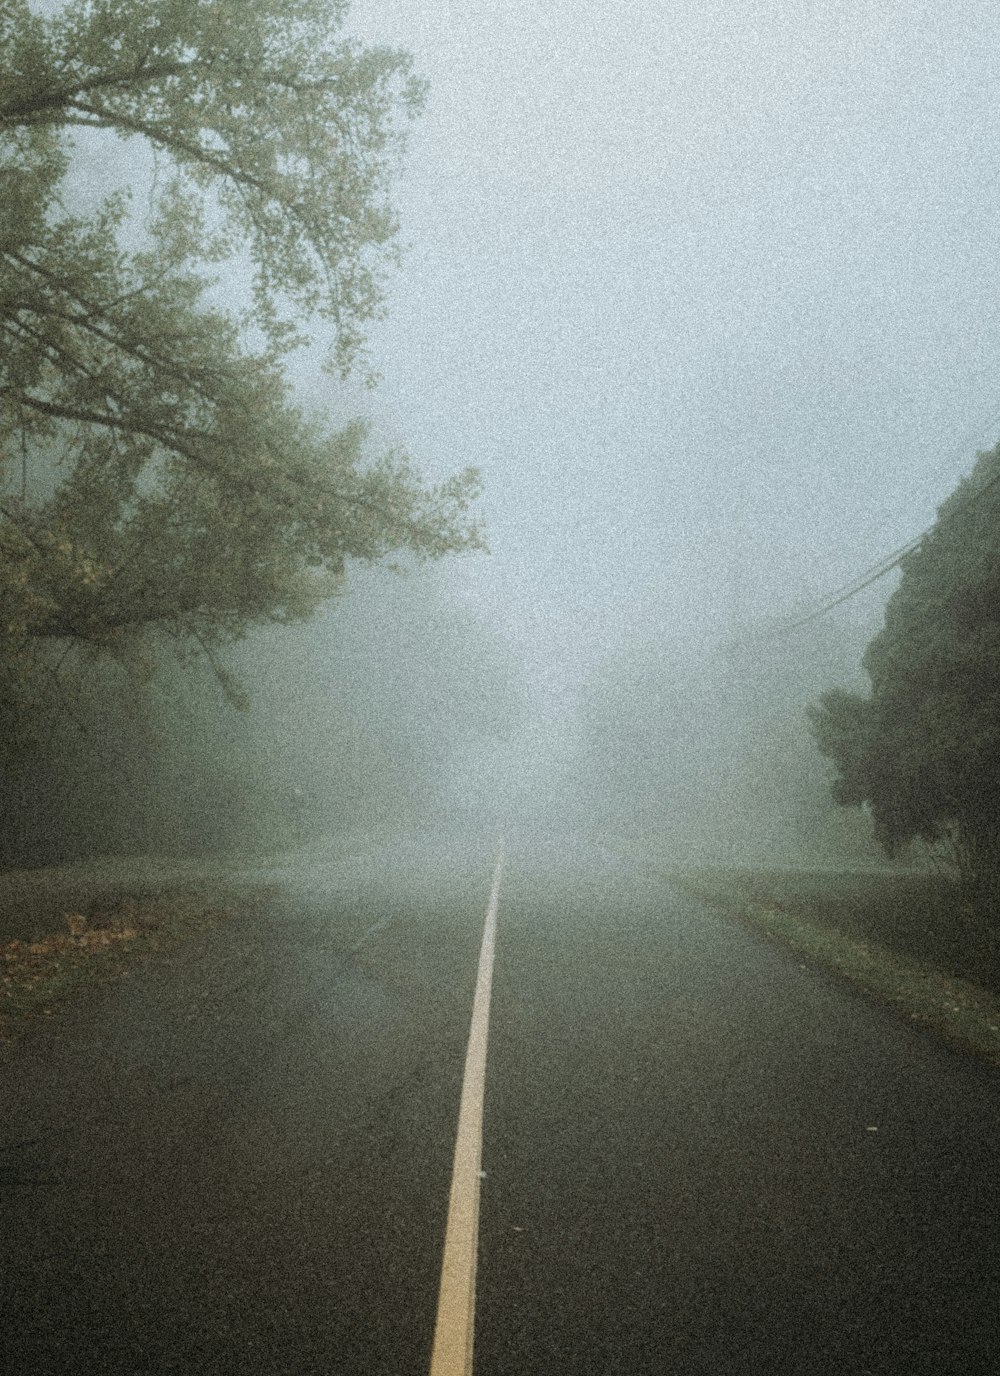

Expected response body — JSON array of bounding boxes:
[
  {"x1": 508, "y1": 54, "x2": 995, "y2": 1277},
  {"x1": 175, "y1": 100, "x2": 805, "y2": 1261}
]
[
  {"x1": 0, "y1": 892, "x2": 237, "y2": 1039},
  {"x1": 2, "y1": 914, "x2": 139, "y2": 967},
  {"x1": 1, "y1": 915, "x2": 141, "y2": 1024}
]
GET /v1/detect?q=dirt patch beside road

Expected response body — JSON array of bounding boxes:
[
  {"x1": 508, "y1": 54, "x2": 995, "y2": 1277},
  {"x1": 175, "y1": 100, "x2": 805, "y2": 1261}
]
[
  {"x1": 0, "y1": 868, "x2": 250, "y2": 1043},
  {"x1": 0, "y1": 855, "x2": 253, "y2": 945}
]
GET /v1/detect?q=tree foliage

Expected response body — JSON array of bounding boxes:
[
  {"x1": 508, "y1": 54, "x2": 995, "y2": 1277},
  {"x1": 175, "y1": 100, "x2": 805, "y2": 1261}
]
[
  {"x1": 809, "y1": 442, "x2": 1000, "y2": 920},
  {"x1": 0, "y1": 0, "x2": 483, "y2": 736}
]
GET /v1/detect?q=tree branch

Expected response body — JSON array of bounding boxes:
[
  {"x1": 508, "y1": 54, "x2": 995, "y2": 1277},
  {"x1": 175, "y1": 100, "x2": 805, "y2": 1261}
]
[{"x1": 1, "y1": 58, "x2": 198, "y2": 122}]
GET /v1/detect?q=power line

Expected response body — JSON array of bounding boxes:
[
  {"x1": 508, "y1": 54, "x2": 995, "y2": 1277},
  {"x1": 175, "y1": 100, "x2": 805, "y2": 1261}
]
[
  {"x1": 779, "y1": 538, "x2": 921, "y2": 632},
  {"x1": 778, "y1": 436, "x2": 1000, "y2": 635},
  {"x1": 882, "y1": 401, "x2": 1000, "y2": 527}
]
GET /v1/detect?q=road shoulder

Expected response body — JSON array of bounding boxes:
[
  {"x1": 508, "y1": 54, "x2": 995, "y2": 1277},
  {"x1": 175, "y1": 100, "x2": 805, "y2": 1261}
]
[{"x1": 665, "y1": 865, "x2": 1000, "y2": 1069}]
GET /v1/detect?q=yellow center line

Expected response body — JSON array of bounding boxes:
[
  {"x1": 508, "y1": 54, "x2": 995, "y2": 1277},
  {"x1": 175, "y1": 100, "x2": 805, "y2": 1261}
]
[{"x1": 429, "y1": 838, "x2": 505, "y2": 1376}]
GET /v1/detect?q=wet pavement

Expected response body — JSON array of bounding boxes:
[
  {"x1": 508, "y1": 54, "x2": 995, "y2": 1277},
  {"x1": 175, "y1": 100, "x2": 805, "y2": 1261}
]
[{"x1": 2, "y1": 831, "x2": 998, "y2": 1373}]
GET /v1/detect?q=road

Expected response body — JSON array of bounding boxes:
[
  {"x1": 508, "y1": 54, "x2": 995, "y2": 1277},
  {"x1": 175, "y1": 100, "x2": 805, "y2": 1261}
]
[{"x1": 2, "y1": 832, "x2": 998, "y2": 1374}]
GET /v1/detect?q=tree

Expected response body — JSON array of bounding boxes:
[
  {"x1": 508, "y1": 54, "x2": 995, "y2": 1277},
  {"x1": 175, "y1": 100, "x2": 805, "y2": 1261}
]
[
  {"x1": 0, "y1": 0, "x2": 483, "y2": 737},
  {"x1": 809, "y1": 442, "x2": 1000, "y2": 935}
]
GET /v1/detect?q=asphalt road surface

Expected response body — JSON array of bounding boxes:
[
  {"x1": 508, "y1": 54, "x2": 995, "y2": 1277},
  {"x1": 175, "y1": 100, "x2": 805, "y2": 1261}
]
[{"x1": 2, "y1": 831, "x2": 998, "y2": 1374}]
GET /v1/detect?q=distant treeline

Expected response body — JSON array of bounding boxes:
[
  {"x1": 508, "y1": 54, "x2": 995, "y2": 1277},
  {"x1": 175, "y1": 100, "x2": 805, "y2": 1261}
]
[
  {"x1": 562, "y1": 613, "x2": 880, "y2": 866},
  {"x1": 0, "y1": 570, "x2": 523, "y2": 869}
]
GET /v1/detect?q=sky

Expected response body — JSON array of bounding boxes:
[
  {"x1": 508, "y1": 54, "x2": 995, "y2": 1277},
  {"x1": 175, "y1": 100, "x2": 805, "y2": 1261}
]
[{"x1": 333, "y1": 0, "x2": 1000, "y2": 719}]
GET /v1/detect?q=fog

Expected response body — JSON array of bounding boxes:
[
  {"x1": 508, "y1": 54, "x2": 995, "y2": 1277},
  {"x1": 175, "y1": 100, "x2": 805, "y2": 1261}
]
[
  {"x1": 333, "y1": 1, "x2": 1000, "y2": 858},
  {"x1": 9, "y1": 1, "x2": 1000, "y2": 868},
  {"x1": 342, "y1": 0, "x2": 1000, "y2": 718}
]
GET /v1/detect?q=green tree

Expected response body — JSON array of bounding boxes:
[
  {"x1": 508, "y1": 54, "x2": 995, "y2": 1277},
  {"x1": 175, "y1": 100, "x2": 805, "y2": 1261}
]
[
  {"x1": 809, "y1": 442, "x2": 1000, "y2": 939},
  {"x1": 0, "y1": 0, "x2": 483, "y2": 736}
]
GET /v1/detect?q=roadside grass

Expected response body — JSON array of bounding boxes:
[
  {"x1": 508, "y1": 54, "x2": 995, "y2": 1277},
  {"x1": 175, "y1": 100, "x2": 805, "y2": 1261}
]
[
  {"x1": 665, "y1": 866, "x2": 1000, "y2": 1069},
  {"x1": 0, "y1": 887, "x2": 240, "y2": 1042}
]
